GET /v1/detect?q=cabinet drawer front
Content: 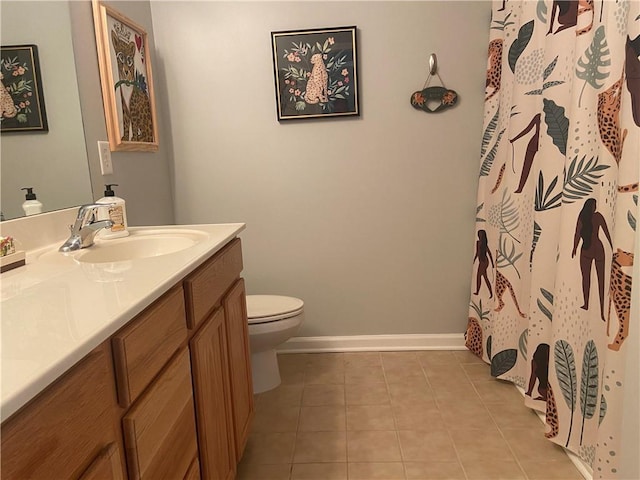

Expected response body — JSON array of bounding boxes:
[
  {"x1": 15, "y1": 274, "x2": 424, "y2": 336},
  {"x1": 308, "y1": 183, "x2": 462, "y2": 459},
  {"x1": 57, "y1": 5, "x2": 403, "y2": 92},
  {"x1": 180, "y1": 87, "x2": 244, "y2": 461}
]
[
  {"x1": 1, "y1": 345, "x2": 119, "y2": 480},
  {"x1": 122, "y1": 349, "x2": 198, "y2": 480},
  {"x1": 184, "y1": 238, "x2": 243, "y2": 329},
  {"x1": 112, "y1": 286, "x2": 188, "y2": 407}
]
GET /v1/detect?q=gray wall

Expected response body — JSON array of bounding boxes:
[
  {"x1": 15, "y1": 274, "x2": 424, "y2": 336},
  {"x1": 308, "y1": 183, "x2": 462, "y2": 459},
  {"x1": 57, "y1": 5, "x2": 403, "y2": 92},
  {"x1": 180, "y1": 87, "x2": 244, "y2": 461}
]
[
  {"x1": 151, "y1": 1, "x2": 490, "y2": 336},
  {"x1": 69, "y1": 0, "x2": 174, "y2": 226},
  {"x1": 1, "y1": 1, "x2": 93, "y2": 220}
]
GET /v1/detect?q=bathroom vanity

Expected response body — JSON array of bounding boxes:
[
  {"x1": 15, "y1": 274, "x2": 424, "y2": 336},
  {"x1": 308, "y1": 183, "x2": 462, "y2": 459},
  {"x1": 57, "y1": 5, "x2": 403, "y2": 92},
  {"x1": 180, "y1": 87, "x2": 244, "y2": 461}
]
[{"x1": 0, "y1": 218, "x2": 253, "y2": 479}]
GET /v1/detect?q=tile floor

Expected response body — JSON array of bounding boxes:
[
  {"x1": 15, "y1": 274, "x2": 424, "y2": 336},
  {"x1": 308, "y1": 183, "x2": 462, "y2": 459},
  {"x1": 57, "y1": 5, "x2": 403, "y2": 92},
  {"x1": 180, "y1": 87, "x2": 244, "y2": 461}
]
[{"x1": 237, "y1": 350, "x2": 584, "y2": 480}]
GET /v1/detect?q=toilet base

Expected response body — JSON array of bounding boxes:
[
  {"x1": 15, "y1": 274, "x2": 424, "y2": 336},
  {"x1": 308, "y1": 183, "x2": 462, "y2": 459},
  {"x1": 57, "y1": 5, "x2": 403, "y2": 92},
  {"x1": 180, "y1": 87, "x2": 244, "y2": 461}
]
[{"x1": 251, "y1": 349, "x2": 281, "y2": 394}]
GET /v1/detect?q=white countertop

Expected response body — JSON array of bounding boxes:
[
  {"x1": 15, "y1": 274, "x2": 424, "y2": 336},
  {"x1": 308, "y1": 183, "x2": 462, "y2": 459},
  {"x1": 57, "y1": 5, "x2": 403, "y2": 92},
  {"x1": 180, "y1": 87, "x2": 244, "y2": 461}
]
[{"x1": 0, "y1": 223, "x2": 245, "y2": 422}]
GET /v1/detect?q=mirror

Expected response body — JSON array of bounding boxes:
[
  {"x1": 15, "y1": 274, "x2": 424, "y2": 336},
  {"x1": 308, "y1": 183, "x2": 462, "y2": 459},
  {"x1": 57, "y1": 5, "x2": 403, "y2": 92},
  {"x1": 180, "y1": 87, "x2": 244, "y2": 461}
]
[{"x1": 1, "y1": 0, "x2": 93, "y2": 220}]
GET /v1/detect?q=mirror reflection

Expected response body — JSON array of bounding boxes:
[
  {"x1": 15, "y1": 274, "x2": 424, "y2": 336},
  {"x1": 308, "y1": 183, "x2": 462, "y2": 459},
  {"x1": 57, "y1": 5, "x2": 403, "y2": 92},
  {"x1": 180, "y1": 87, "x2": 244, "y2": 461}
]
[{"x1": 1, "y1": 0, "x2": 93, "y2": 220}]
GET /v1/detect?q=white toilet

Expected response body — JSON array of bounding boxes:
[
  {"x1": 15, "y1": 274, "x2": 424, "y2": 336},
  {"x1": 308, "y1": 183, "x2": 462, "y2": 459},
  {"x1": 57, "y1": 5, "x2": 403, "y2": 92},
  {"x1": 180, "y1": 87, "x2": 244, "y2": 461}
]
[{"x1": 246, "y1": 295, "x2": 304, "y2": 393}]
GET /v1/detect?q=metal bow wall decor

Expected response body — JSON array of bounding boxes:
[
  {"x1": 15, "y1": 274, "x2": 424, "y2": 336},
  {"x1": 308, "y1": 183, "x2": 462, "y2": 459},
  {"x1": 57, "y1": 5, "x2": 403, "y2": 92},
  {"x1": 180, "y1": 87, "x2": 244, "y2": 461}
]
[{"x1": 410, "y1": 53, "x2": 458, "y2": 114}]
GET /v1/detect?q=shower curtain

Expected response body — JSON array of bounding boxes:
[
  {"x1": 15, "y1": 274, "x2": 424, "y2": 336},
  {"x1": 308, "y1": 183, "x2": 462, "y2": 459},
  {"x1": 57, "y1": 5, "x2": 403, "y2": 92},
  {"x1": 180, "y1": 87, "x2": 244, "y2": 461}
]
[{"x1": 466, "y1": 0, "x2": 638, "y2": 477}]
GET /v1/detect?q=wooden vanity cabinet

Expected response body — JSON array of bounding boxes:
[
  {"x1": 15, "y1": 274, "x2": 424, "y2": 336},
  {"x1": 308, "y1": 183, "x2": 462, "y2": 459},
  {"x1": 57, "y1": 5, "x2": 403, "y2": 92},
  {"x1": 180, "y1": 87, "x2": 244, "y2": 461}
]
[
  {"x1": 1, "y1": 236, "x2": 253, "y2": 480},
  {"x1": 0, "y1": 343, "x2": 125, "y2": 480}
]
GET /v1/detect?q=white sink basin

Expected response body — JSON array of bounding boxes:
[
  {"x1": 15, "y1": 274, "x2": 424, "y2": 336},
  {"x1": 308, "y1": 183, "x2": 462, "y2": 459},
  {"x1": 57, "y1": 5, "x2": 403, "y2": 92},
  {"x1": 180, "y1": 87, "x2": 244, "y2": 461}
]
[
  {"x1": 76, "y1": 229, "x2": 208, "y2": 263},
  {"x1": 36, "y1": 228, "x2": 209, "y2": 265}
]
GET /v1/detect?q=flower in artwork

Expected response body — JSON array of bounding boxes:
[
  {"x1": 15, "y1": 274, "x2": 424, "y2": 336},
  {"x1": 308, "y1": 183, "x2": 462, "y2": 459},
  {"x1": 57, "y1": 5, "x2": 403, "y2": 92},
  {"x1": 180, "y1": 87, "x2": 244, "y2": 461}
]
[
  {"x1": 328, "y1": 37, "x2": 335, "y2": 45},
  {"x1": 287, "y1": 52, "x2": 296, "y2": 62},
  {"x1": 294, "y1": 89, "x2": 301, "y2": 96},
  {"x1": 341, "y1": 68, "x2": 348, "y2": 76},
  {"x1": 344, "y1": 77, "x2": 349, "y2": 83},
  {"x1": 289, "y1": 88, "x2": 294, "y2": 93}
]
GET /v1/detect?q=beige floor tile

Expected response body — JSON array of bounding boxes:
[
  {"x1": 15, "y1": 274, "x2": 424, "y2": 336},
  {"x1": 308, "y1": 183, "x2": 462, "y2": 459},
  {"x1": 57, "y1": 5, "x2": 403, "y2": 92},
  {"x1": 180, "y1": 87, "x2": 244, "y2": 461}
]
[
  {"x1": 462, "y1": 363, "x2": 493, "y2": 382},
  {"x1": 251, "y1": 405, "x2": 300, "y2": 433},
  {"x1": 501, "y1": 427, "x2": 573, "y2": 462},
  {"x1": 519, "y1": 459, "x2": 584, "y2": 479},
  {"x1": 404, "y1": 461, "x2": 466, "y2": 479},
  {"x1": 473, "y1": 379, "x2": 523, "y2": 404},
  {"x1": 388, "y1": 377, "x2": 434, "y2": 405},
  {"x1": 347, "y1": 430, "x2": 402, "y2": 462},
  {"x1": 422, "y1": 363, "x2": 469, "y2": 383},
  {"x1": 278, "y1": 353, "x2": 308, "y2": 372},
  {"x1": 298, "y1": 405, "x2": 346, "y2": 431},
  {"x1": 345, "y1": 365, "x2": 386, "y2": 384},
  {"x1": 280, "y1": 370, "x2": 305, "y2": 386},
  {"x1": 305, "y1": 352, "x2": 344, "y2": 369},
  {"x1": 448, "y1": 428, "x2": 515, "y2": 462},
  {"x1": 485, "y1": 401, "x2": 542, "y2": 429},
  {"x1": 346, "y1": 382, "x2": 390, "y2": 405},
  {"x1": 439, "y1": 401, "x2": 497, "y2": 430},
  {"x1": 242, "y1": 432, "x2": 296, "y2": 464},
  {"x1": 344, "y1": 352, "x2": 382, "y2": 367},
  {"x1": 348, "y1": 462, "x2": 406, "y2": 480},
  {"x1": 236, "y1": 462, "x2": 292, "y2": 480},
  {"x1": 259, "y1": 384, "x2": 304, "y2": 408},
  {"x1": 302, "y1": 384, "x2": 345, "y2": 406},
  {"x1": 392, "y1": 402, "x2": 445, "y2": 431},
  {"x1": 304, "y1": 367, "x2": 345, "y2": 385},
  {"x1": 384, "y1": 363, "x2": 427, "y2": 383},
  {"x1": 452, "y1": 350, "x2": 486, "y2": 364},
  {"x1": 293, "y1": 431, "x2": 347, "y2": 463},
  {"x1": 347, "y1": 404, "x2": 396, "y2": 430},
  {"x1": 431, "y1": 382, "x2": 482, "y2": 403},
  {"x1": 290, "y1": 462, "x2": 347, "y2": 480},
  {"x1": 416, "y1": 351, "x2": 457, "y2": 366},
  {"x1": 462, "y1": 459, "x2": 526, "y2": 479},
  {"x1": 398, "y1": 429, "x2": 458, "y2": 462},
  {"x1": 382, "y1": 351, "x2": 420, "y2": 366}
]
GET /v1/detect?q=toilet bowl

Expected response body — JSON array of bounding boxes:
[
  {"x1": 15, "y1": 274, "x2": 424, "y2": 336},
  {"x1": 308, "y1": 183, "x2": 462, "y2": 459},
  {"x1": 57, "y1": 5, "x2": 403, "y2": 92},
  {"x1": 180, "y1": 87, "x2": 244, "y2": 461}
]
[{"x1": 246, "y1": 295, "x2": 304, "y2": 394}]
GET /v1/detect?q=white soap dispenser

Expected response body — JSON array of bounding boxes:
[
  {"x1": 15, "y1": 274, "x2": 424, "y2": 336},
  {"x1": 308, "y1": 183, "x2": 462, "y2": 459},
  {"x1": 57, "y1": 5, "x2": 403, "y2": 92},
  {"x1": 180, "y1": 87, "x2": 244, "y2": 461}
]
[
  {"x1": 96, "y1": 184, "x2": 129, "y2": 239},
  {"x1": 21, "y1": 187, "x2": 43, "y2": 216}
]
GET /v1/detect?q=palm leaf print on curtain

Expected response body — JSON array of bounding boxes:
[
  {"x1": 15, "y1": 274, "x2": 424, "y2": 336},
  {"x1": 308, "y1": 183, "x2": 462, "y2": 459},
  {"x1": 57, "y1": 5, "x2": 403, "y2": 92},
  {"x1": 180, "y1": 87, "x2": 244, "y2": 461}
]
[{"x1": 466, "y1": 1, "x2": 639, "y2": 478}]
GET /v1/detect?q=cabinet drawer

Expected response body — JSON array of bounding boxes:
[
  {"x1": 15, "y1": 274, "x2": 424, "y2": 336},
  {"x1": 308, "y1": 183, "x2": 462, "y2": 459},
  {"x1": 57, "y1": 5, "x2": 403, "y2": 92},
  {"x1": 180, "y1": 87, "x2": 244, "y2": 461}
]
[
  {"x1": 1, "y1": 344, "x2": 120, "y2": 480},
  {"x1": 184, "y1": 238, "x2": 243, "y2": 329},
  {"x1": 112, "y1": 286, "x2": 188, "y2": 407},
  {"x1": 122, "y1": 349, "x2": 198, "y2": 480}
]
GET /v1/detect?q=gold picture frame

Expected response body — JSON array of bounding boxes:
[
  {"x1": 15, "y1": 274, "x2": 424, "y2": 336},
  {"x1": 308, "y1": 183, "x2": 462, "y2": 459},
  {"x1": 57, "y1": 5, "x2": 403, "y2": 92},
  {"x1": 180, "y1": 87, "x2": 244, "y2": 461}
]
[{"x1": 92, "y1": 0, "x2": 158, "y2": 152}]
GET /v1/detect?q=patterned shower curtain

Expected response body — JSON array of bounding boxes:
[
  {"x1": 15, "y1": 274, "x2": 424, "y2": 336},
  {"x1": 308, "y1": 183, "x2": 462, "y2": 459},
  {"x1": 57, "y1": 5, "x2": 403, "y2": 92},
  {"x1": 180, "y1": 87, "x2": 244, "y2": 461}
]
[{"x1": 466, "y1": 0, "x2": 638, "y2": 477}]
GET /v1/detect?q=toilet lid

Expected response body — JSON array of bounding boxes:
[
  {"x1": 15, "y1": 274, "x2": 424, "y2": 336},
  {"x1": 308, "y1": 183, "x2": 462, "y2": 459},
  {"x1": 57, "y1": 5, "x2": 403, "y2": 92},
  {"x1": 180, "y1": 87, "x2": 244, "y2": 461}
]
[{"x1": 246, "y1": 295, "x2": 304, "y2": 324}]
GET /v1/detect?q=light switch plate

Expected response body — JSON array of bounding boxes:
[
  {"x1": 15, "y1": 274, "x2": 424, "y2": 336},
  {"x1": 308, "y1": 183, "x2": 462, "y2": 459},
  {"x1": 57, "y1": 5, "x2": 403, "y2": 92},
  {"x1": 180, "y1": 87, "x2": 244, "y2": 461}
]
[{"x1": 98, "y1": 141, "x2": 113, "y2": 175}]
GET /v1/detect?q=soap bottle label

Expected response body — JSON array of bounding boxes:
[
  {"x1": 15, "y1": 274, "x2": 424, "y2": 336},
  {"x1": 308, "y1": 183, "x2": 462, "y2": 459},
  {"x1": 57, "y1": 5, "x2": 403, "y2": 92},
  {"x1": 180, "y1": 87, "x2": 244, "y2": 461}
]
[{"x1": 109, "y1": 206, "x2": 125, "y2": 232}]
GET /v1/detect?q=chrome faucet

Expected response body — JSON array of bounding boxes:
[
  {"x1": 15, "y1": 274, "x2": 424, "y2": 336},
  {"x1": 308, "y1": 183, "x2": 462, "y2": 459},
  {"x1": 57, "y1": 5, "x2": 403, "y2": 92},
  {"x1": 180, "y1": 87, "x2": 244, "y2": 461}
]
[{"x1": 59, "y1": 203, "x2": 114, "y2": 252}]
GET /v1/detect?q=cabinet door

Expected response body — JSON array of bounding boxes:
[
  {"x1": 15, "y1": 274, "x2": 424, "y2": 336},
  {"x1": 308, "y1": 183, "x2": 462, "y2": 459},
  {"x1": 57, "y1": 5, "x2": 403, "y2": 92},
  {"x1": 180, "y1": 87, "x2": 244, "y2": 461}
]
[
  {"x1": 79, "y1": 444, "x2": 125, "y2": 480},
  {"x1": 1, "y1": 344, "x2": 121, "y2": 480},
  {"x1": 223, "y1": 278, "x2": 254, "y2": 461},
  {"x1": 190, "y1": 307, "x2": 235, "y2": 480},
  {"x1": 122, "y1": 348, "x2": 198, "y2": 480}
]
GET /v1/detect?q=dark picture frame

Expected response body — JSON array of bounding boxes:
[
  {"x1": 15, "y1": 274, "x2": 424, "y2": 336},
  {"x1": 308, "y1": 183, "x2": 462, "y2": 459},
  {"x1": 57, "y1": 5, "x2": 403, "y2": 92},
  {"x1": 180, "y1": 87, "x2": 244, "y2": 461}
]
[
  {"x1": 271, "y1": 26, "x2": 359, "y2": 121},
  {"x1": 0, "y1": 44, "x2": 48, "y2": 133}
]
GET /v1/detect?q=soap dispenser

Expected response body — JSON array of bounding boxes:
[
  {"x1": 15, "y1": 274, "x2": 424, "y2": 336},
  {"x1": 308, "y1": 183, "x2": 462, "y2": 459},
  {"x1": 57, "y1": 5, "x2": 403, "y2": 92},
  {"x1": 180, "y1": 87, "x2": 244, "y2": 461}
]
[
  {"x1": 21, "y1": 187, "x2": 43, "y2": 216},
  {"x1": 96, "y1": 184, "x2": 129, "y2": 239}
]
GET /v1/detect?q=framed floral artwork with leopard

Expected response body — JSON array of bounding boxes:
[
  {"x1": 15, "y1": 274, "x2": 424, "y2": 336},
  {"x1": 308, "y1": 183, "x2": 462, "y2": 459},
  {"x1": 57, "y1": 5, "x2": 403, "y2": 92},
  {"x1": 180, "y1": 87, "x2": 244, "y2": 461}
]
[
  {"x1": 92, "y1": 1, "x2": 158, "y2": 151},
  {"x1": 0, "y1": 45, "x2": 48, "y2": 133},
  {"x1": 271, "y1": 26, "x2": 359, "y2": 121}
]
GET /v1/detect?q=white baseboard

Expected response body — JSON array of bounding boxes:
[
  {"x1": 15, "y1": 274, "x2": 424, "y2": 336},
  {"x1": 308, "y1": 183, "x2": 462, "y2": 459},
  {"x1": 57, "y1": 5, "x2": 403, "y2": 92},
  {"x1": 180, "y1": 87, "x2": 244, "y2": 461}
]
[{"x1": 277, "y1": 333, "x2": 466, "y2": 353}]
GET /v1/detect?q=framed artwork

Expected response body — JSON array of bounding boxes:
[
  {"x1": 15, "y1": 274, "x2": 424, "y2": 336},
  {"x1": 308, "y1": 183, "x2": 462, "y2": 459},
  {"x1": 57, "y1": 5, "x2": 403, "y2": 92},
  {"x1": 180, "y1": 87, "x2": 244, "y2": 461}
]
[
  {"x1": 92, "y1": 0, "x2": 158, "y2": 151},
  {"x1": 271, "y1": 26, "x2": 359, "y2": 121},
  {"x1": 0, "y1": 45, "x2": 48, "y2": 133}
]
